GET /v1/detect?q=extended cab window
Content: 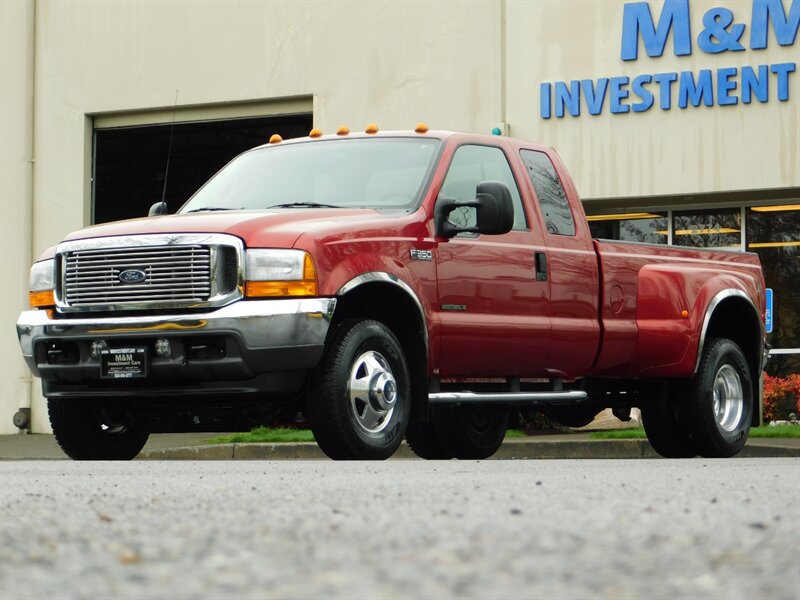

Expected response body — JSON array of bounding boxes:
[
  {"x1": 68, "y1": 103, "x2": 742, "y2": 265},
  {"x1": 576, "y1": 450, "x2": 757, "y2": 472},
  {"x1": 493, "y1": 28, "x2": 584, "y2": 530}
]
[
  {"x1": 521, "y1": 149, "x2": 576, "y2": 237},
  {"x1": 439, "y1": 145, "x2": 527, "y2": 231}
]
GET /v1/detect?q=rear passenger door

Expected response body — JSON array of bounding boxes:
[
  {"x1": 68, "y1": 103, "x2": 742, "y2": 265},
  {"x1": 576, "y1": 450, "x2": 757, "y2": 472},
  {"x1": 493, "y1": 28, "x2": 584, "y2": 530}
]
[
  {"x1": 519, "y1": 149, "x2": 600, "y2": 379},
  {"x1": 435, "y1": 144, "x2": 551, "y2": 377}
]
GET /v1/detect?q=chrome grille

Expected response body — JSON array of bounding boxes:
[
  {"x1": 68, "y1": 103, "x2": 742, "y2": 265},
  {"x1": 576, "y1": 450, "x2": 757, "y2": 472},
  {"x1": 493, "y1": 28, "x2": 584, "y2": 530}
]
[{"x1": 63, "y1": 245, "x2": 211, "y2": 307}]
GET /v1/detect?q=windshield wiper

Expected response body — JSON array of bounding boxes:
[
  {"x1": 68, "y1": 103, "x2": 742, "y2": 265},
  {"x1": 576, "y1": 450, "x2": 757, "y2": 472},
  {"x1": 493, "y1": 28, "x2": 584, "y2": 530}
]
[
  {"x1": 185, "y1": 207, "x2": 241, "y2": 213},
  {"x1": 267, "y1": 202, "x2": 341, "y2": 209}
]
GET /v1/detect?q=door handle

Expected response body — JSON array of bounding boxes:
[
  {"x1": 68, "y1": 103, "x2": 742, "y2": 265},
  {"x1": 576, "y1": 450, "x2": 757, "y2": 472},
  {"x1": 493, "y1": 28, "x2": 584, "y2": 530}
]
[{"x1": 534, "y1": 252, "x2": 548, "y2": 282}]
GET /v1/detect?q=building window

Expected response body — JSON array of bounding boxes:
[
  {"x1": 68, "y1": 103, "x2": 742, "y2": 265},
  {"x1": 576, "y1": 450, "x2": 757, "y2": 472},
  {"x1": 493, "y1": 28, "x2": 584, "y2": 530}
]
[
  {"x1": 587, "y1": 212, "x2": 668, "y2": 244},
  {"x1": 748, "y1": 205, "x2": 800, "y2": 376},
  {"x1": 520, "y1": 149, "x2": 576, "y2": 236},
  {"x1": 672, "y1": 208, "x2": 742, "y2": 248},
  {"x1": 93, "y1": 113, "x2": 312, "y2": 224},
  {"x1": 584, "y1": 199, "x2": 800, "y2": 373}
]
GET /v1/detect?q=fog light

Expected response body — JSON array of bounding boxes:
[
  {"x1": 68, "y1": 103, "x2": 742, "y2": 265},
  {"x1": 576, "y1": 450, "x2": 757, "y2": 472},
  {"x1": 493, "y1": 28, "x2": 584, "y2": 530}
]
[
  {"x1": 155, "y1": 338, "x2": 171, "y2": 358},
  {"x1": 90, "y1": 340, "x2": 108, "y2": 359}
]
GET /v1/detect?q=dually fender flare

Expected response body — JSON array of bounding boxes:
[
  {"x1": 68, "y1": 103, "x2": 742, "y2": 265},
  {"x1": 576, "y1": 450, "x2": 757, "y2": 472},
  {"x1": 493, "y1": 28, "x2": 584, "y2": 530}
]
[
  {"x1": 695, "y1": 288, "x2": 765, "y2": 374},
  {"x1": 336, "y1": 271, "x2": 429, "y2": 352}
]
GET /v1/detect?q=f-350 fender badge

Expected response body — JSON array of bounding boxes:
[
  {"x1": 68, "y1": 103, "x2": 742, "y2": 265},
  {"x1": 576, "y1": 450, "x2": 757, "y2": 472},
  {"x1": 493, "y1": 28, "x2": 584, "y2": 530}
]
[{"x1": 410, "y1": 248, "x2": 433, "y2": 261}]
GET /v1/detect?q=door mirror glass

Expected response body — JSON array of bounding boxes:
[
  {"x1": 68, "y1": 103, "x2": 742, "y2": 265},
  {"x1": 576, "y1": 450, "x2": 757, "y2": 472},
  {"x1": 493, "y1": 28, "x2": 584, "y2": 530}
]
[{"x1": 435, "y1": 181, "x2": 514, "y2": 238}]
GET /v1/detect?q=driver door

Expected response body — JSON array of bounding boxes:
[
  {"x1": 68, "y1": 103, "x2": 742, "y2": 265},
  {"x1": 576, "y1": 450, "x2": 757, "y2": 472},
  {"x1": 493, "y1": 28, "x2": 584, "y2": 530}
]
[{"x1": 435, "y1": 144, "x2": 551, "y2": 377}]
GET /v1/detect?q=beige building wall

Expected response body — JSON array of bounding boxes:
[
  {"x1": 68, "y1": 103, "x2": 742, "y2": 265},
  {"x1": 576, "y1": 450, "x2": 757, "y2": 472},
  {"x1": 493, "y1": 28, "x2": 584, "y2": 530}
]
[
  {"x1": 1, "y1": 0, "x2": 797, "y2": 433},
  {"x1": 1, "y1": 0, "x2": 35, "y2": 434},
  {"x1": 2, "y1": 0, "x2": 505, "y2": 433}
]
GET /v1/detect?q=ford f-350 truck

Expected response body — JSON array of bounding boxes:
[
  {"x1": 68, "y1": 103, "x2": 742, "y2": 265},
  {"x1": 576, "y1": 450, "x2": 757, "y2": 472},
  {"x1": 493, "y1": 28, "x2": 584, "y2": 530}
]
[{"x1": 16, "y1": 126, "x2": 767, "y2": 461}]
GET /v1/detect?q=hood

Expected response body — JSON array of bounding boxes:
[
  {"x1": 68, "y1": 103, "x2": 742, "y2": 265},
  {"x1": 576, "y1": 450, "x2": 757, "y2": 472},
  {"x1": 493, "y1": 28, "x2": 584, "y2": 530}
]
[{"x1": 61, "y1": 209, "x2": 390, "y2": 248}]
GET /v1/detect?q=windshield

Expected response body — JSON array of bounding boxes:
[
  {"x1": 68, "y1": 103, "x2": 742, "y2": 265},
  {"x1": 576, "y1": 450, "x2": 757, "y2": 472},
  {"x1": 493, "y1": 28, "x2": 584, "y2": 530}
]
[{"x1": 180, "y1": 137, "x2": 442, "y2": 213}]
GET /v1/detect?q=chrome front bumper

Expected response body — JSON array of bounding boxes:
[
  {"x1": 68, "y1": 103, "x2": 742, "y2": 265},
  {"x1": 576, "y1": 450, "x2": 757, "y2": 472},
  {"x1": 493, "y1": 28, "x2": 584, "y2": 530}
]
[{"x1": 17, "y1": 298, "x2": 336, "y2": 379}]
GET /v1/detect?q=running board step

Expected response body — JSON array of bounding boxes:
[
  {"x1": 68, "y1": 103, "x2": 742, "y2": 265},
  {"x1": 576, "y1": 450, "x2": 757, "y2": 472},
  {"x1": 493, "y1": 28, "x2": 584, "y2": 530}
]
[{"x1": 428, "y1": 390, "x2": 588, "y2": 407}]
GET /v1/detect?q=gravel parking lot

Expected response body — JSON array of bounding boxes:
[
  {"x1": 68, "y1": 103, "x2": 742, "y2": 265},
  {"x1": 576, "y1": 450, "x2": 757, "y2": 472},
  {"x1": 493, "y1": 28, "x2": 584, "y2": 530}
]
[{"x1": 1, "y1": 459, "x2": 798, "y2": 599}]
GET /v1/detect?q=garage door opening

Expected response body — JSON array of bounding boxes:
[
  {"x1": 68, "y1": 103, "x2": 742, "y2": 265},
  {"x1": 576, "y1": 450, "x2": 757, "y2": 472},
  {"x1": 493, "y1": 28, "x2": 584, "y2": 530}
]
[{"x1": 93, "y1": 113, "x2": 312, "y2": 224}]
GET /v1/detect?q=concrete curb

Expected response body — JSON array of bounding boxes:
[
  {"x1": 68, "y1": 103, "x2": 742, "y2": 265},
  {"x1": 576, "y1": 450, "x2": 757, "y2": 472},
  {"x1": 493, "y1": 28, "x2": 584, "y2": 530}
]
[
  {"x1": 137, "y1": 439, "x2": 800, "y2": 461},
  {"x1": 3, "y1": 433, "x2": 797, "y2": 461}
]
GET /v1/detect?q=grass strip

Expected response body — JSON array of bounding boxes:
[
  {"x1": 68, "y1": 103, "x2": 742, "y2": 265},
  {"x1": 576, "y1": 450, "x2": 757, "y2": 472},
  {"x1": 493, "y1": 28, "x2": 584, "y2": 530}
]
[
  {"x1": 208, "y1": 426, "x2": 529, "y2": 444},
  {"x1": 590, "y1": 424, "x2": 800, "y2": 440},
  {"x1": 207, "y1": 427, "x2": 315, "y2": 444}
]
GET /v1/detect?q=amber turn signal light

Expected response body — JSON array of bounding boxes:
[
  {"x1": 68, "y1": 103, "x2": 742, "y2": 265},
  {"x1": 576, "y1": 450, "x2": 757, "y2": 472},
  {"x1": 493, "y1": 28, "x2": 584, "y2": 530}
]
[
  {"x1": 29, "y1": 290, "x2": 55, "y2": 309},
  {"x1": 245, "y1": 281, "x2": 318, "y2": 297}
]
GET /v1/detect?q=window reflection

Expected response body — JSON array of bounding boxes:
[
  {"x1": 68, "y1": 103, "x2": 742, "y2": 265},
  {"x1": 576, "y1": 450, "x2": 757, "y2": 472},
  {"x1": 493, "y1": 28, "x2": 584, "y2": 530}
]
[
  {"x1": 521, "y1": 150, "x2": 576, "y2": 236},
  {"x1": 673, "y1": 208, "x2": 741, "y2": 248},
  {"x1": 587, "y1": 212, "x2": 667, "y2": 244},
  {"x1": 748, "y1": 206, "x2": 800, "y2": 376}
]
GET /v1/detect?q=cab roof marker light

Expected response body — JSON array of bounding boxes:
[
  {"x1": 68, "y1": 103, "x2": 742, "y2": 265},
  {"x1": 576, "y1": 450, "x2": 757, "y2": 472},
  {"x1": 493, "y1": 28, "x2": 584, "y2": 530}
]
[
  {"x1": 365, "y1": 123, "x2": 379, "y2": 134},
  {"x1": 414, "y1": 123, "x2": 429, "y2": 134},
  {"x1": 336, "y1": 126, "x2": 350, "y2": 136},
  {"x1": 269, "y1": 134, "x2": 283, "y2": 144},
  {"x1": 309, "y1": 128, "x2": 323, "y2": 138}
]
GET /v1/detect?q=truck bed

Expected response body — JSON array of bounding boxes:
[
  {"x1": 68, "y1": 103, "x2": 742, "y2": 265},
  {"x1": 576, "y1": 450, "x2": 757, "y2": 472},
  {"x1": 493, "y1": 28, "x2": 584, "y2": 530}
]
[{"x1": 591, "y1": 239, "x2": 764, "y2": 378}]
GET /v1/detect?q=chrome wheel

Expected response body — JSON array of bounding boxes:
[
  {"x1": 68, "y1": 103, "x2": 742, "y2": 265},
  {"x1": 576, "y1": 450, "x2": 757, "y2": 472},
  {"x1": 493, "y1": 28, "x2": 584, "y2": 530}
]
[
  {"x1": 713, "y1": 364, "x2": 744, "y2": 433},
  {"x1": 308, "y1": 319, "x2": 410, "y2": 460},
  {"x1": 348, "y1": 350, "x2": 397, "y2": 434}
]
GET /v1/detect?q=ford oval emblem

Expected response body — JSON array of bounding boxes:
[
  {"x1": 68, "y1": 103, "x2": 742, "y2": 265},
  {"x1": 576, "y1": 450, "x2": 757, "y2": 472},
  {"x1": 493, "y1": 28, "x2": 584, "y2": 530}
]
[{"x1": 118, "y1": 269, "x2": 147, "y2": 284}]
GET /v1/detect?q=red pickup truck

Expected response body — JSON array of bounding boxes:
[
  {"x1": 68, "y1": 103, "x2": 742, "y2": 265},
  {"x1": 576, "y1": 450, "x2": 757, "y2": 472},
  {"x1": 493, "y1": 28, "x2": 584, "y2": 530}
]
[{"x1": 17, "y1": 127, "x2": 767, "y2": 461}]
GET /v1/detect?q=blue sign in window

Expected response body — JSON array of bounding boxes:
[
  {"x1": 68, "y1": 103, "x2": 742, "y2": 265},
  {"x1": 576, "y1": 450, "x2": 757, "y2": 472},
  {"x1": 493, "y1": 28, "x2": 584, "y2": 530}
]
[{"x1": 765, "y1": 288, "x2": 773, "y2": 334}]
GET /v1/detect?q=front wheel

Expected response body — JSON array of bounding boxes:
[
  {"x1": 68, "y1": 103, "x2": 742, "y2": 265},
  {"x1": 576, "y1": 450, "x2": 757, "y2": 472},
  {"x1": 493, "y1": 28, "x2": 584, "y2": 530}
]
[
  {"x1": 48, "y1": 397, "x2": 150, "y2": 460},
  {"x1": 306, "y1": 319, "x2": 410, "y2": 460},
  {"x1": 681, "y1": 337, "x2": 753, "y2": 458}
]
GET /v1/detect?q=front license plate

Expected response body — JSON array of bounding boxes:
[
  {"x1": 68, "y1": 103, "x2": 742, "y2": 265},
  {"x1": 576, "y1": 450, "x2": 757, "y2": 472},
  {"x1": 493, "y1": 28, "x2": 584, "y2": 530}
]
[{"x1": 100, "y1": 347, "x2": 148, "y2": 379}]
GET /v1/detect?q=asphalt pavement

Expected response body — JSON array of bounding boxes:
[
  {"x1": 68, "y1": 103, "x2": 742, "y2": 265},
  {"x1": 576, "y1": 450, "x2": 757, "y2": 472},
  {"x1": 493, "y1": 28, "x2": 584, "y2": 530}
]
[
  {"x1": 1, "y1": 430, "x2": 798, "y2": 460},
  {"x1": 2, "y1": 459, "x2": 798, "y2": 599}
]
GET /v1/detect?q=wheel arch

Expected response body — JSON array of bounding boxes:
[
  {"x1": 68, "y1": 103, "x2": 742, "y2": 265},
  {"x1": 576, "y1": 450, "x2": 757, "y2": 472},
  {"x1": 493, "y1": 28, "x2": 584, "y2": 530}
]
[
  {"x1": 697, "y1": 289, "x2": 765, "y2": 426},
  {"x1": 334, "y1": 273, "x2": 430, "y2": 420}
]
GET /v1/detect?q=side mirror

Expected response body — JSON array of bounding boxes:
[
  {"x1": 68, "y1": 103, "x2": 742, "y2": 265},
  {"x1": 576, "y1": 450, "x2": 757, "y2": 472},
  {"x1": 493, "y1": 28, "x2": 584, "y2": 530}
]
[
  {"x1": 435, "y1": 180, "x2": 514, "y2": 238},
  {"x1": 148, "y1": 201, "x2": 168, "y2": 216}
]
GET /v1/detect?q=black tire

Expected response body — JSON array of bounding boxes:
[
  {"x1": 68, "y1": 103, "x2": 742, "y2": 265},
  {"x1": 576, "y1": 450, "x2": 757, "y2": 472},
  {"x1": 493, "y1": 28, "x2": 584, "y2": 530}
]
[
  {"x1": 641, "y1": 384, "x2": 698, "y2": 458},
  {"x1": 681, "y1": 337, "x2": 753, "y2": 458},
  {"x1": 405, "y1": 416, "x2": 454, "y2": 460},
  {"x1": 306, "y1": 319, "x2": 410, "y2": 460},
  {"x1": 48, "y1": 397, "x2": 150, "y2": 460},
  {"x1": 432, "y1": 405, "x2": 509, "y2": 460}
]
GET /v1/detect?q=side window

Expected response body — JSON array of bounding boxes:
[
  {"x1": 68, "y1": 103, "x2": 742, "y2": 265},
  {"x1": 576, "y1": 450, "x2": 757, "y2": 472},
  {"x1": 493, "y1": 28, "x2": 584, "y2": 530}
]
[
  {"x1": 521, "y1": 149, "x2": 576, "y2": 236},
  {"x1": 440, "y1": 145, "x2": 527, "y2": 231}
]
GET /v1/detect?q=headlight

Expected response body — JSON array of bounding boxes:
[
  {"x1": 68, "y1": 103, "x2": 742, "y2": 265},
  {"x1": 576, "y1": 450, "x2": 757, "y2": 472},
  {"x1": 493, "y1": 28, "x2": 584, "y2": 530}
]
[
  {"x1": 244, "y1": 249, "x2": 317, "y2": 297},
  {"x1": 29, "y1": 259, "x2": 55, "y2": 308}
]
